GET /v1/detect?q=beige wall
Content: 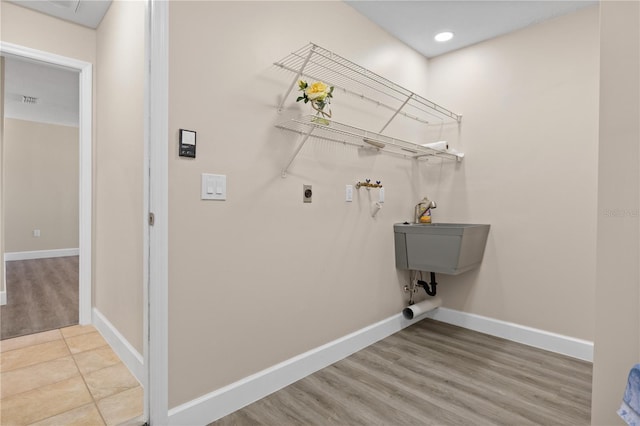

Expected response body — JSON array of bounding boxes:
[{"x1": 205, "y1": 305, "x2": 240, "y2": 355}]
[
  {"x1": 94, "y1": 0, "x2": 145, "y2": 354},
  {"x1": 591, "y1": 1, "x2": 640, "y2": 424},
  {"x1": 3, "y1": 119, "x2": 79, "y2": 252},
  {"x1": 425, "y1": 7, "x2": 599, "y2": 340},
  {"x1": 168, "y1": 0, "x2": 434, "y2": 407}
]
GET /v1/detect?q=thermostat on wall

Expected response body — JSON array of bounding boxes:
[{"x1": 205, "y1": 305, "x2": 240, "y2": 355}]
[{"x1": 179, "y1": 129, "x2": 196, "y2": 158}]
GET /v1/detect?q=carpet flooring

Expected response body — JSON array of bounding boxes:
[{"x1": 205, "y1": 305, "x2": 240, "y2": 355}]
[{"x1": 1, "y1": 256, "x2": 79, "y2": 340}]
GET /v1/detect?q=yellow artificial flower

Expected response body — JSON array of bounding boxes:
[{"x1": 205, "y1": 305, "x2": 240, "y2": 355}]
[{"x1": 305, "y1": 81, "x2": 329, "y2": 101}]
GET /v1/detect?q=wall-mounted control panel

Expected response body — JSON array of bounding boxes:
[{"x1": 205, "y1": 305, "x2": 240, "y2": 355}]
[
  {"x1": 201, "y1": 173, "x2": 226, "y2": 200},
  {"x1": 303, "y1": 184, "x2": 312, "y2": 203},
  {"x1": 179, "y1": 129, "x2": 196, "y2": 158}
]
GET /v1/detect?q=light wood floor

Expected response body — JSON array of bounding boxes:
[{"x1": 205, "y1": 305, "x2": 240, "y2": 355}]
[{"x1": 213, "y1": 319, "x2": 592, "y2": 425}]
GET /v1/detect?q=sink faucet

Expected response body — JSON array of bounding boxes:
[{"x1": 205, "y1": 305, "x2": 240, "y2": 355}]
[{"x1": 415, "y1": 197, "x2": 437, "y2": 223}]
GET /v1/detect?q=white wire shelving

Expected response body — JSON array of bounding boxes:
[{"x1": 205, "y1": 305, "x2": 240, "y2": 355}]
[
  {"x1": 274, "y1": 43, "x2": 464, "y2": 176},
  {"x1": 276, "y1": 115, "x2": 460, "y2": 177}
]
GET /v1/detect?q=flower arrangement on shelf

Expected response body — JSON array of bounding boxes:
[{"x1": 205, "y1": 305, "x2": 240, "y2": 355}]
[{"x1": 296, "y1": 80, "x2": 334, "y2": 120}]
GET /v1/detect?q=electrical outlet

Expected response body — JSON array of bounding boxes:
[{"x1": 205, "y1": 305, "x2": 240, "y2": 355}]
[
  {"x1": 346, "y1": 185, "x2": 353, "y2": 202},
  {"x1": 33, "y1": 229, "x2": 40, "y2": 237},
  {"x1": 303, "y1": 184, "x2": 312, "y2": 203}
]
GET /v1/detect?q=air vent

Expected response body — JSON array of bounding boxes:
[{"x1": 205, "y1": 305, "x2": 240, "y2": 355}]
[
  {"x1": 22, "y1": 96, "x2": 39, "y2": 104},
  {"x1": 48, "y1": 0, "x2": 81, "y2": 12}
]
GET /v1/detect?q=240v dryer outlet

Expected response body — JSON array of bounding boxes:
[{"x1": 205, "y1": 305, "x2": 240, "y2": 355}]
[{"x1": 303, "y1": 185, "x2": 312, "y2": 203}]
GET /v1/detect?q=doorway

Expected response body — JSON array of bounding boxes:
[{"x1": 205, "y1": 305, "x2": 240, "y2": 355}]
[
  {"x1": 0, "y1": 43, "x2": 92, "y2": 329},
  {"x1": 0, "y1": 36, "x2": 149, "y2": 423},
  {"x1": 1, "y1": 55, "x2": 81, "y2": 339}
]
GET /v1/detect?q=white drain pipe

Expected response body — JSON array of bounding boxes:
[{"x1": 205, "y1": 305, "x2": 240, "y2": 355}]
[{"x1": 402, "y1": 297, "x2": 442, "y2": 320}]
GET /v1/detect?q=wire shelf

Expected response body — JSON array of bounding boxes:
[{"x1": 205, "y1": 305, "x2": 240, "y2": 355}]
[
  {"x1": 276, "y1": 115, "x2": 460, "y2": 176},
  {"x1": 275, "y1": 43, "x2": 462, "y2": 126}
]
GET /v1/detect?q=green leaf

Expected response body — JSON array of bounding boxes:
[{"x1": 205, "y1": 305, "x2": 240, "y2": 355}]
[{"x1": 296, "y1": 96, "x2": 305, "y2": 102}]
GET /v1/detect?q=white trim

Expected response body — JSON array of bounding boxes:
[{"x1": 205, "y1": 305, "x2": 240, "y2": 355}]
[
  {"x1": 0, "y1": 290, "x2": 6, "y2": 306},
  {"x1": 92, "y1": 308, "x2": 144, "y2": 385},
  {"x1": 142, "y1": 0, "x2": 151, "y2": 422},
  {"x1": 425, "y1": 307, "x2": 594, "y2": 361},
  {"x1": 0, "y1": 42, "x2": 92, "y2": 326},
  {"x1": 4, "y1": 248, "x2": 79, "y2": 261},
  {"x1": 167, "y1": 306, "x2": 593, "y2": 425},
  {"x1": 148, "y1": 1, "x2": 170, "y2": 424},
  {"x1": 168, "y1": 312, "x2": 424, "y2": 426},
  {"x1": 77, "y1": 61, "x2": 92, "y2": 326}
]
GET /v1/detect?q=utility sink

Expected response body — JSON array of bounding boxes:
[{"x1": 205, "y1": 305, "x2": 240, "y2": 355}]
[{"x1": 394, "y1": 223, "x2": 490, "y2": 275}]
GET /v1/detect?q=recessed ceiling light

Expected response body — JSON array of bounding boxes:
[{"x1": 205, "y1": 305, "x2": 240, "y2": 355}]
[{"x1": 434, "y1": 31, "x2": 454, "y2": 42}]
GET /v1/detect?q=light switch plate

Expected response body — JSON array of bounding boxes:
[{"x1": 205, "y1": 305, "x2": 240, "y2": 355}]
[
  {"x1": 346, "y1": 185, "x2": 353, "y2": 202},
  {"x1": 201, "y1": 174, "x2": 226, "y2": 200}
]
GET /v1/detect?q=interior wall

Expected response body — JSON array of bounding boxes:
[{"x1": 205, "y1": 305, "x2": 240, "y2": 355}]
[
  {"x1": 3, "y1": 118, "x2": 79, "y2": 252},
  {"x1": 95, "y1": 0, "x2": 145, "y2": 354},
  {"x1": 425, "y1": 6, "x2": 599, "y2": 340},
  {"x1": 591, "y1": 1, "x2": 640, "y2": 424},
  {"x1": 168, "y1": 0, "x2": 436, "y2": 407}
]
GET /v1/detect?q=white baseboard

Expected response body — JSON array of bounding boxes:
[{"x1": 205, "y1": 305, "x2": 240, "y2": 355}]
[
  {"x1": 425, "y1": 307, "x2": 594, "y2": 362},
  {"x1": 167, "y1": 306, "x2": 593, "y2": 425},
  {"x1": 92, "y1": 308, "x2": 144, "y2": 385},
  {"x1": 0, "y1": 290, "x2": 5, "y2": 306},
  {"x1": 4, "y1": 248, "x2": 79, "y2": 261},
  {"x1": 168, "y1": 312, "x2": 424, "y2": 425}
]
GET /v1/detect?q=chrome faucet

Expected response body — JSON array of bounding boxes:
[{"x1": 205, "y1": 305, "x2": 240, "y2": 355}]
[{"x1": 415, "y1": 197, "x2": 437, "y2": 223}]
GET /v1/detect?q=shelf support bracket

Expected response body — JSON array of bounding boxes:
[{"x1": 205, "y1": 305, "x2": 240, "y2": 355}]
[
  {"x1": 281, "y1": 127, "x2": 315, "y2": 177},
  {"x1": 277, "y1": 45, "x2": 316, "y2": 112},
  {"x1": 379, "y1": 93, "x2": 414, "y2": 134}
]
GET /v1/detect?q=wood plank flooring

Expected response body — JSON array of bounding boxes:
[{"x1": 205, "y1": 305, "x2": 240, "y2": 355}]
[
  {"x1": 212, "y1": 319, "x2": 592, "y2": 425},
  {"x1": 1, "y1": 256, "x2": 79, "y2": 340}
]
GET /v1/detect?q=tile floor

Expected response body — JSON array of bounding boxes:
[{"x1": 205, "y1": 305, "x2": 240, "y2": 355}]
[{"x1": 0, "y1": 325, "x2": 144, "y2": 425}]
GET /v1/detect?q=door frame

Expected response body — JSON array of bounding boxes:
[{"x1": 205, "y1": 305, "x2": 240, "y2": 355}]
[
  {"x1": 146, "y1": 0, "x2": 169, "y2": 423},
  {"x1": 0, "y1": 42, "x2": 92, "y2": 325}
]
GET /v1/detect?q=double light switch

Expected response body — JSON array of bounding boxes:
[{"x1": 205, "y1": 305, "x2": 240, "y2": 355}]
[{"x1": 201, "y1": 174, "x2": 227, "y2": 200}]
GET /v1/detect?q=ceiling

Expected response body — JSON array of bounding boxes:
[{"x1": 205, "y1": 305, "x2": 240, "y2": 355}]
[
  {"x1": 3, "y1": 55, "x2": 79, "y2": 127},
  {"x1": 8, "y1": 0, "x2": 112, "y2": 29},
  {"x1": 346, "y1": 0, "x2": 598, "y2": 58},
  {"x1": 8, "y1": 1, "x2": 599, "y2": 56},
  {"x1": 3, "y1": 0, "x2": 598, "y2": 126}
]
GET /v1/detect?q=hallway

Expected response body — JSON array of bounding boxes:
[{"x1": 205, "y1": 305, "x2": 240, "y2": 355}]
[{"x1": 0, "y1": 324, "x2": 143, "y2": 425}]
